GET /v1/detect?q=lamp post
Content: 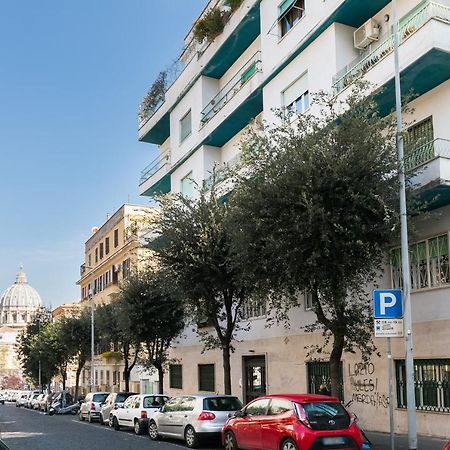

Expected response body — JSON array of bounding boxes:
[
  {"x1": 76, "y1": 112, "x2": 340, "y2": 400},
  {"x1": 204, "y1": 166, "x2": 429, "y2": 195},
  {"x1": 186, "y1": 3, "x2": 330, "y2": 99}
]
[
  {"x1": 37, "y1": 317, "x2": 42, "y2": 394},
  {"x1": 88, "y1": 287, "x2": 95, "y2": 391},
  {"x1": 392, "y1": 1, "x2": 417, "y2": 448}
]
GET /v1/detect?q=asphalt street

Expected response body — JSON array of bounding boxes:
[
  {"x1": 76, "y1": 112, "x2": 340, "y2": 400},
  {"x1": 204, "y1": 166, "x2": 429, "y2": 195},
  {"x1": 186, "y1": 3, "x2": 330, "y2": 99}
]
[
  {"x1": 0, "y1": 403, "x2": 447, "y2": 450},
  {"x1": 0, "y1": 403, "x2": 222, "y2": 450}
]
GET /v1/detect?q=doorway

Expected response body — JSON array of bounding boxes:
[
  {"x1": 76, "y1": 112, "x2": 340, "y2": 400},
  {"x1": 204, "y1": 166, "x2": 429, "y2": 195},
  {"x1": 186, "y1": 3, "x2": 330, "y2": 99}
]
[{"x1": 243, "y1": 355, "x2": 266, "y2": 404}]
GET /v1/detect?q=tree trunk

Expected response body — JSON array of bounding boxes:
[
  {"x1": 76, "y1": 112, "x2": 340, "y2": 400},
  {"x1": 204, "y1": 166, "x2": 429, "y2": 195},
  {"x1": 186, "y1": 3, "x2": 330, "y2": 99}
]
[
  {"x1": 223, "y1": 344, "x2": 232, "y2": 395},
  {"x1": 329, "y1": 334, "x2": 344, "y2": 400},
  {"x1": 62, "y1": 371, "x2": 67, "y2": 391},
  {"x1": 74, "y1": 368, "x2": 82, "y2": 401},
  {"x1": 124, "y1": 370, "x2": 130, "y2": 392},
  {"x1": 156, "y1": 363, "x2": 164, "y2": 394}
]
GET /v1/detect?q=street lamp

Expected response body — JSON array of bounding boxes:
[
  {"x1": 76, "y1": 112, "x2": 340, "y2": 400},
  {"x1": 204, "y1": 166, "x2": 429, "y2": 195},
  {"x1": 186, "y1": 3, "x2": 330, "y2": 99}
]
[
  {"x1": 83, "y1": 264, "x2": 96, "y2": 392},
  {"x1": 392, "y1": 1, "x2": 417, "y2": 448}
]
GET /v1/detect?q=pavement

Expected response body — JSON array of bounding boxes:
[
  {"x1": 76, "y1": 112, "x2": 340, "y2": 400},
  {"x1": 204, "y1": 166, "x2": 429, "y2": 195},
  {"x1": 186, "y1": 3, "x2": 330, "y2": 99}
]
[{"x1": 366, "y1": 431, "x2": 449, "y2": 450}]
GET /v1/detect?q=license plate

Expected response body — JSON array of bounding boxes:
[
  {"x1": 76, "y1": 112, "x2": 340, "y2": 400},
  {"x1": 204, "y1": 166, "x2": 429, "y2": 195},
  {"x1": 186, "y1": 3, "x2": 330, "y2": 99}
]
[{"x1": 322, "y1": 437, "x2": 346, "y2": 445}]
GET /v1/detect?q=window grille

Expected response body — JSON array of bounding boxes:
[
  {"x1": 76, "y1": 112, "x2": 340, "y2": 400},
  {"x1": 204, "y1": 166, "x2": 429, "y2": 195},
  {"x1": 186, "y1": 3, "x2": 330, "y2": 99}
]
[
  {"x1": 307, "y1": 361, "x2": 344, "y2": 399},
  {"x1": 396, "y1": 359, "x2": 450, "y2": 413},
  {"x1": 405, "y1": 116, "x2": 434, "y2": 153},
  {"x1": 169, "y1": 364, "x2": 183, "y2": 389},
  {"x1": 391, "y1": 233, "x2": 450, "y2": 290},
  {"x1": 198, "y1": 364, "x2": 215, "y2": 392},
  {"x1": 240, "y1": 296, "x2": 266, "y2": 320}
]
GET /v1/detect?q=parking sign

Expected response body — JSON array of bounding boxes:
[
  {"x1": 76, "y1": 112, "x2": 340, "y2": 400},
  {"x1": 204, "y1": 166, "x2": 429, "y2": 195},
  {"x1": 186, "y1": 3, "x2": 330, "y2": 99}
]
[{"x1": 373, "y1": 289, "x2": 403, "y2": 319}]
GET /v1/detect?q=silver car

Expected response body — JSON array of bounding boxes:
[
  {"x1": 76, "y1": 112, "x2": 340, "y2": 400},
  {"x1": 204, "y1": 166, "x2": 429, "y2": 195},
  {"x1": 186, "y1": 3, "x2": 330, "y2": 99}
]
[
  {"x1": 148, "y1": 394, "x2": 243, "y2": 448},
  {"x1": 99, "y1": 391, "x2": 137, "y2": 426}
]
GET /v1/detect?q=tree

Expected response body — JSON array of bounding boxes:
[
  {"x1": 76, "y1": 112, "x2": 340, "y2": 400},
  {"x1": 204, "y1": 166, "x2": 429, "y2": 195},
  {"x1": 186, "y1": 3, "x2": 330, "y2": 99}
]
[
  {"x1": 230, "y1": 87, "x2": 401, "y2": 398},
  {"x1": 156, "y1": 188, "x2": 254, "y2": 395},
  {"x1": 120, "y1": 269, "x2": 185, "y2": 394},
  {"x1": 96, "y1": 299, "x2": 141, "y2": 392}
]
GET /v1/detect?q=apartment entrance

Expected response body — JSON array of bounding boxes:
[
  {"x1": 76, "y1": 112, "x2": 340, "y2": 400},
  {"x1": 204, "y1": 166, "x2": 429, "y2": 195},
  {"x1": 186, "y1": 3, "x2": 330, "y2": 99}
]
[{"x1": 243, "y1": 355, "x2": 266, "y2": 404}]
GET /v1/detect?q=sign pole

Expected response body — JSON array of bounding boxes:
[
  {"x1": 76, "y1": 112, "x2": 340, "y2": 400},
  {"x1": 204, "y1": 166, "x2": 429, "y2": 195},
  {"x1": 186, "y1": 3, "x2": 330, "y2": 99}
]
[{"x1": 387, "y1": 337, "x2": 395, "y2": 450}]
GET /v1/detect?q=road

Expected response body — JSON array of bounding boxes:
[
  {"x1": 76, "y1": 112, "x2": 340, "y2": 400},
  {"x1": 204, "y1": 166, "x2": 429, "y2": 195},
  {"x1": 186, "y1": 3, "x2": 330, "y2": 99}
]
[
  {"x1": 0, "y1": 403, "x2": 222, "y2": 450},
  {"x1": 0, "y1": 403, "x2": 447, "y2": 450}
]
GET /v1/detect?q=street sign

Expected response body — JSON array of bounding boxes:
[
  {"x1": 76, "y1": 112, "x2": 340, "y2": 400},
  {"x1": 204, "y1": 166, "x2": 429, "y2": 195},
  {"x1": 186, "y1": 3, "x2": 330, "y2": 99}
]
[
  {"x1": 373, "y1": 289, "x2": 403, "y2": 319},
  {"x1": 374, "y1": 318, "x2": 404, "y2": 338}
]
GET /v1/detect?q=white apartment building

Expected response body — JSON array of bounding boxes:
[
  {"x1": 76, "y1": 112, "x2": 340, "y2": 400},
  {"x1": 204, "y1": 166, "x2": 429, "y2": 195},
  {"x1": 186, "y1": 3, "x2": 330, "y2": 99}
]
[{"x1": 138, "y1": 0, "x2": 450, "y2": 437}]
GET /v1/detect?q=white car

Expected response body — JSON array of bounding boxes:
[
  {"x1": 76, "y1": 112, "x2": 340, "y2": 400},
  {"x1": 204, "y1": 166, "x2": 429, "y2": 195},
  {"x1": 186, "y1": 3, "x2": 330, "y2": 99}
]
[
  {"x1": 111, "y1": 394, "x2": 169, "y2": 435},
  {"x1": 0, "y1": 393, "x2": 5, "y2": 405},
  {"x1": 79, "y1": 392, "x2": 110, "y2": 423}
]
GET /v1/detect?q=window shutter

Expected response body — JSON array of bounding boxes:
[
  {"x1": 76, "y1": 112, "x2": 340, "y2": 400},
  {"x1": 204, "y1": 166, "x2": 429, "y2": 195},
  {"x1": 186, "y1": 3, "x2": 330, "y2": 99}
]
[
  {"x1": 278, "y1": 0, "x2": 296, "y2": 18},
  {"x1": 283, "y1": 72, "x2": 308, "y2": 107}
]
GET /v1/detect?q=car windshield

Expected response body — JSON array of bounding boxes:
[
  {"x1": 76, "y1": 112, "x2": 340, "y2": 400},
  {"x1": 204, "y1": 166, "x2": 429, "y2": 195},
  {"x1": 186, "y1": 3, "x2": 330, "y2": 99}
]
[
  {"x1": 143, "y1": 396, "x2": 168, "y2": 408},
  {"x1": 92, "y1": 394, "x2": 108, "y2": 403},
  {"x1": 204, "y1": 397, "x2": 243, "y2": 411}
]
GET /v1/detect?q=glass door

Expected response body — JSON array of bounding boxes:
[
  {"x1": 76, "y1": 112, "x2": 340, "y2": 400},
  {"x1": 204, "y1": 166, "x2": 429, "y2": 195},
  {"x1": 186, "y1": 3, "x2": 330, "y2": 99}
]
[{"x1": 243, "y1": 355, "x2": 266, "y2": 404}]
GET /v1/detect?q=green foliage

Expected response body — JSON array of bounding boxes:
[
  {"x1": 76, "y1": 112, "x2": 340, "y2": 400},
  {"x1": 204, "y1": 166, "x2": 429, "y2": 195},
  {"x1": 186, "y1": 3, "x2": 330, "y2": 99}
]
[
  {"x1": 119, "y1": 269, "x2": 185, "y2": 393},
  {"x1": 230, "y1": 85, "x2": 402, "y2": 398},
  {"x1": 155, "y1": 188, "x2": 253, "y2": 394},
  {"x1": 227, "y1": 0, "x2": 244, "y2": 12},
  {"x1": 139, "y1": 70, "x2": 167, "y2": 122},
  {"x1": 193, "y1": 8, "x2": 226, "y2": 44}
]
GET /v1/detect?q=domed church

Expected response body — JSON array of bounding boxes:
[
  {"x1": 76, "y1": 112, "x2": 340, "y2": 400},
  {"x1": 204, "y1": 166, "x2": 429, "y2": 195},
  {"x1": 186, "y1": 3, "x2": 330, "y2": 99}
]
[{"x1": 0, "y1": 267, "x2": 43, "y2": 380}]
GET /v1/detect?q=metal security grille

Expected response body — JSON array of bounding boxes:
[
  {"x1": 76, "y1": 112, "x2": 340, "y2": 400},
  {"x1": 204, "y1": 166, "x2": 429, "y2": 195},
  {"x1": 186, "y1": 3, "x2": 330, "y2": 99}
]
[
  {"x1": 169, "y1": 364, "x2": 182, "y2": 389},
  {"x1": 391, "y1": 233, "x2": 450, "y2": 291},
  {"x1": 396, "y1": 359, "x2": 450, "y2": 412},
  {"x1": 307, "y1": 361, "x2": 344, "y2": 399},
  {"x1": 240, "y1": 296, "x2": 266, "y2": 320}
]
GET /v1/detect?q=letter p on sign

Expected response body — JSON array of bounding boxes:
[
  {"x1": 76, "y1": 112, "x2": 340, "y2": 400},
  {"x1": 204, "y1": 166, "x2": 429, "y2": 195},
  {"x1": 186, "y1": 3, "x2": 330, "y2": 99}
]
[{"x1": 373, "y1": 290, "x2": 403, "y2": 319}]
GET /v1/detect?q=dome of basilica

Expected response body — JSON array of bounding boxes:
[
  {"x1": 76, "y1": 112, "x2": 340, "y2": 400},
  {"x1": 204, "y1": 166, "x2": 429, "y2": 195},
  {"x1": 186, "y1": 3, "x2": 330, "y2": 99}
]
[{"x1": 0, "y1": 267, "x2": 43, "y2": 326}]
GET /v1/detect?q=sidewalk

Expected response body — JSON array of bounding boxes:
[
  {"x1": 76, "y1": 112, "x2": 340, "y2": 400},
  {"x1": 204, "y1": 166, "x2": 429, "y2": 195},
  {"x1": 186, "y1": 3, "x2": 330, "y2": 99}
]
[{"x1": 366, "y1": 431, "x2": 449, "y2": 450}]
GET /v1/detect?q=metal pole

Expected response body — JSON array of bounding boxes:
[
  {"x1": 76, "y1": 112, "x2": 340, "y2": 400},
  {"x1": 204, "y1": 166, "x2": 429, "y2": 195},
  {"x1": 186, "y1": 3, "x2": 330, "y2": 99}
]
[
  {"x1": 38, "y1": 318, "x2": 42, "y2": 393},
  {"x1": 387, "y1": 338, "x2": 395, "y2": 450},
  {"x1": 91, "y1": 298, "x2": 95, "y2": 390},
  {"x1": 392, "y1": 1, "x2": 417, "y2": 448}
]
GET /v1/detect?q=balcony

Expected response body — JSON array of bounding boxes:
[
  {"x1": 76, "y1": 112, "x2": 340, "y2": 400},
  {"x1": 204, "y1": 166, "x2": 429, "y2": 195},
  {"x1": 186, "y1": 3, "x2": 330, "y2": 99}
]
[
  {"x1": 407, "y1": 138, "x2": 450, "y2": 209},
  {"x1": 332, "y1": 0, "x2": 450, "y2": 116},
  {"x1": 139, "y1": 148, "x2": 171, "y2": 196}
]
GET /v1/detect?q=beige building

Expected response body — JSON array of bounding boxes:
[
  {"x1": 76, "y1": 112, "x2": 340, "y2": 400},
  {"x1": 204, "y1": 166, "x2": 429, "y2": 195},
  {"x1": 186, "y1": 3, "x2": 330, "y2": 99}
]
[
  {"x1": 138, "y1": 0, "x2": 450, "y2": 438},
  {"x1": 77, "y1": 204, "x2": 158, "y2": 394}
]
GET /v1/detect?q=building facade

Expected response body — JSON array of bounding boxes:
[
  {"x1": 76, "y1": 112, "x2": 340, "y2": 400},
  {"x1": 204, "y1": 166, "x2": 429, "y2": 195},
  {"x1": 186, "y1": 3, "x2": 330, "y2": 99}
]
[
  {"x1": 0, "y1": 268, "x2": 43, "y2": 386},
  {"x1": 137, "y1": 0, "x2": 450, "y2": 438},
  {"x1": 76, "y1": 204, "x2": 159, "y2": 394}
]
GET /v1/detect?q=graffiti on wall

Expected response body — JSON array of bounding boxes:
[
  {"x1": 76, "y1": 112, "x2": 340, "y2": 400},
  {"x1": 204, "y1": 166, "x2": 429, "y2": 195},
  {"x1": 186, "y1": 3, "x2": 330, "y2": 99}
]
[{"x1": 348, "y1": 361, "x2": 389, "y2": 409}]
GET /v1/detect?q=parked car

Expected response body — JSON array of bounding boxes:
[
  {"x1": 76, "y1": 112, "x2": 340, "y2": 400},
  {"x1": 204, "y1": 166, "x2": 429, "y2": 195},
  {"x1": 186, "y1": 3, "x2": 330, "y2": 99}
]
[
  {"x1": 79, "y1": 392, "x2": 110, "y2": 423},
  {"x1": 0, "y1": 393, "x2": 5, "y2": 405},
  {"x1": 99, "y1": 391, "x2": 137, "y2": 426},
  {"x1": 443, "y1": 441, "x2": 450, "y2": 450},
  {"x1": 222, "y1": 394, "x2": 367, "y2": 450},
  {"x1": 15, "y1": 393, "x2": 28, "y2": 407},
  {"x1": 28, "y1": 393, "x2": 40, "y2": 409},
  {"x1": 148, "y1": 394, "x2": 243, "y2": 448},
  {"x1": 34, "y1": 393, "x2": 45, "y2": 410},
  {"x1": 111, "y1": 394, "x2": 169, "y2": 435}
]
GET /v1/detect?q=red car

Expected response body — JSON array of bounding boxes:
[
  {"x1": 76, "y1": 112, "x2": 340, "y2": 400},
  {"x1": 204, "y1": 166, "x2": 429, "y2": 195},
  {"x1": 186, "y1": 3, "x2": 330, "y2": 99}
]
[
  {"x1": 222, "y1": 394, "x2": 366, "y2": 450},
  {"x1": 443, "y1": 441, "x2": 450, "y2": 450}
]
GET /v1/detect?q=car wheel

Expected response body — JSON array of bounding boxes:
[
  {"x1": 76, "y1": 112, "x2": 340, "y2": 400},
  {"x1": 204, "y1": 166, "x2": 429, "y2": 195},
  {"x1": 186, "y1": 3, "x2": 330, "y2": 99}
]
[
  {"x1": 79, "y1": 411, "x2": 85, "y2": 421},
  {"x1": 113, "y1": 417, "x2": 120, "y2": 431},
  {"x1": 281, "y1": 439, "x2": 298, "y2": 450},
  {"x1": 134, "y1": 419, "x2": 143, "y2": 435},
  {"x1": 108, "y1": 414, "x2": 114, "y2": 428},
  {"x1": 148, "y1": 421, "x2": 160, "y2": 441},
  {"x1": 99, "y1": 413, "x2": 104, "y2": 425},
  {"x1": 184, "y1": 425, "x2": 199, "y2": 449},
  {"x1": 224, "y1": 430, "x2": 238, "y2": 450}
]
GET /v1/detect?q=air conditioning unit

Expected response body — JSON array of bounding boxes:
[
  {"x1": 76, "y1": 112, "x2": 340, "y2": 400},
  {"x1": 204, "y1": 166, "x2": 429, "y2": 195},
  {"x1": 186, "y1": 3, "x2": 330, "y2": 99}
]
[
  {"x1": 354, "y1": 18, "x2": 380, "y2": 49},
  {"x1": 113, "y1": 264, "x2": 121, "y2": 272}
]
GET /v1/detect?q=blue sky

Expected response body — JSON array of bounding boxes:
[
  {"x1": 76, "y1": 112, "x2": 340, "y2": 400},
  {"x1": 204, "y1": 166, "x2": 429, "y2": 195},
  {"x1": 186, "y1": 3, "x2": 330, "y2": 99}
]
[{"x1": 0, "y1": 0, "x2": 205, "y2": 308}]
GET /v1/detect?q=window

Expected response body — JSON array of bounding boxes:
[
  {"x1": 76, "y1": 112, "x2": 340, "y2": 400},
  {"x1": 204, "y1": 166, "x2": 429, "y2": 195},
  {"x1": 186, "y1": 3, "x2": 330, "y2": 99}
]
[
  {"x1": 180, "y1": 110, "x2": 192, "y2": 142},
  {"x1": 114, "y1": 229, "x2": 119, "y2": 248},
  {"x1": 95, "y1": 248, "x2": 98, "y2": 263},
  {"x1": 245, "y1": 398, "x2": 270, "y2": 416},
  {"x1": 122, "y1": 258, "x2": 131, "y2": 279},
  {"x1": 405, "y1": 116, "x2": 434, "y2": 152},
  {"x1": 396, "y1": 359, "x2": 450, "y2": 413},
  {"x1": 391, "y1": 234, "x2": 449, "y2": 291},
  {"x1": 164, "y1": 397, "x2": 181, "y2": 412},
  {"x1": 88, "y1": 254, "x2": 92, "y2": 267},
  {"x1": 268, "y1": 398, "x2": 293, "y2": 415},
  {"x1": 304, "y1": 291, "x2": 313, "y2": 311},
  {"x1": 307, "y1": 361, "x2": 344, "y2": 399},
  {"x1": 99, "y1": 242, "x2": 104, "y2": 259},
  {"x1": 279, "y1": 0, "x2": 305, "y2": 37},
  {"x1": 240, "y1": 296, "x2": 266, "y2": 320},
  {"x1": 105, "y1": 237, "x2": 110, "y2": 255},
  {"x1": 179, "y1": 396, "x2": 196, "y2": 412},
  {"x1": 198, "y1": 364, "x2": 215, "y2": 392},
  {"x1": 181, "y1": 172, "x2": 194, "y2": 198},
  {"x1": 283, "y1": 72, "x2": 309, "y2": 115},
  {"x1": 204, "y1": 397, "x2": 243, "y2": 411},
  {"x1": 106, "y1": 370, "x2": 110, "y2": 385},
  {"x1": 169, "y1": 364, "x2": 183, "y2": 389}
]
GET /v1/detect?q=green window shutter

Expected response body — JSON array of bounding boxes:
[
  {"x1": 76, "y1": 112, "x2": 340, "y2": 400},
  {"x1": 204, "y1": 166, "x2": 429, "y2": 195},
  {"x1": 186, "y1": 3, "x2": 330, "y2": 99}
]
[
  {"x1": 169, "y1": 364, "x2": 183, "y2": 389},
  {"x1": 283, "y1": 72, "x2": 308, "y2": 107},
  {"x1": 279, "y1": 0, "x2": 296, "y2": 18},
  {"x1": 198, "y1": 364, "x2": 215, "y2": 391},
  {"x1": 241, "y1": 62, "x2": 256, "y2": 84},
  {"x1": 180, "y1": 110, "x2": 192, "y2": 142}
]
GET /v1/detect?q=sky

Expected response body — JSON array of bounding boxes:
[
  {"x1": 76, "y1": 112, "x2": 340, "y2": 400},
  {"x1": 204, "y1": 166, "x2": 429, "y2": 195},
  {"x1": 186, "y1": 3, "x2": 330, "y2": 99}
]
[{"x1": 0, "y1": 0, "x2": 206, "y2": 309}]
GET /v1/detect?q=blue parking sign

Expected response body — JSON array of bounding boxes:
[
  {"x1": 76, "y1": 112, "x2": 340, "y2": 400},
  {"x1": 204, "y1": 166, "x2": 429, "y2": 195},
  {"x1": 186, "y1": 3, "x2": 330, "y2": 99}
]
[{"x1": 373, "y1": 290, "x2": 403, "y2": 319}]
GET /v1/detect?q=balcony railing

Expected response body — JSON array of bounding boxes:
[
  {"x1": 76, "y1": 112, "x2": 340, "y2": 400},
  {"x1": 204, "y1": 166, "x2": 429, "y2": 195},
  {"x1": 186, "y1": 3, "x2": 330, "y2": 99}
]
[
  {"x1": 200, "y1": 51, "x2": 262, "y2": 126},
  {"x1": 405, "y1": 138, "x2": 450, "y2": 172},
  {"x1": 139, "y1": 148, "x2": 171, "y2": 186},
  {"x1": 332, "y1": 0, "x2": 450, "y2": 94},
  {"x1": 203, "y1": 153, "x2": 241, "y2": 190}
]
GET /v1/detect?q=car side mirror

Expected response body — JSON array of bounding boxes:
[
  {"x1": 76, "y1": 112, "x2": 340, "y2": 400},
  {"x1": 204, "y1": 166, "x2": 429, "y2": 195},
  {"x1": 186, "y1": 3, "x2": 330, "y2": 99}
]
[{"x1": 229, "y1": 410, "x2": 244, "y2": 418}]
